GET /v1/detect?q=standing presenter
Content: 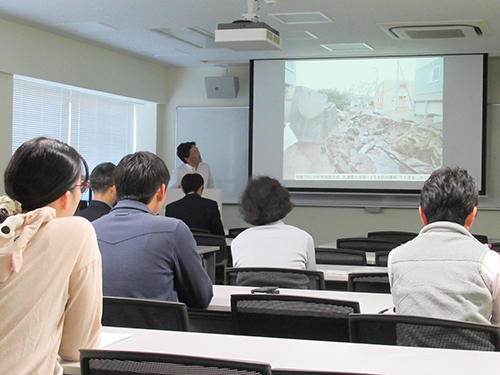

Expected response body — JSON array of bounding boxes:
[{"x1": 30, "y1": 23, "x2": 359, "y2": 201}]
[{"x1": 168, "y1": 141, "x2": 215, "y2": 189}]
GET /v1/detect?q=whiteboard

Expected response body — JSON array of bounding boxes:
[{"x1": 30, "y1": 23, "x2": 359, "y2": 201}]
[{"x1": 176, "y1": 106, "x2": 249, "y2": 204}]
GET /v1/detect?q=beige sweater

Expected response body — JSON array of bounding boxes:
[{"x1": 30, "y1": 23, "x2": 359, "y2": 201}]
[{"x1": 0, "y1": 207, "x2": 102, "y2": 375}]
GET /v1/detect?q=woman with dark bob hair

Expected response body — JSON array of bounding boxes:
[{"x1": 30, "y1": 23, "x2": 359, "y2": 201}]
[
  {"x1": 0, "y1": 137, "x2": 102, "y2": 375},
  {"x1": 231, "y1": 176, "x2": 316, "y2": 270}
]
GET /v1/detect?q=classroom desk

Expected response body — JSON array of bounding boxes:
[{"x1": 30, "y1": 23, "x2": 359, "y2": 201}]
[
  {"x1": 62, "y1": 326, "x2": 500, "y2": 375},
  {"x1": 316, "y1": 264, "x2": 388, "y2": 290},
  {"x1": 196, "y1": 245, "x2": 219, "y2": 283},
  {"x1": 188, "y1": 284, "x2": 393, "y2": 333},
  {"x1": 318, "y1": 264, "x2": 388, "y2": 282}
]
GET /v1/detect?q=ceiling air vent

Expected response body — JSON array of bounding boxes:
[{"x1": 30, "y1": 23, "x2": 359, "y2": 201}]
[{"x1": 388, "y1": 24, "x2": 483, "y2": 40}]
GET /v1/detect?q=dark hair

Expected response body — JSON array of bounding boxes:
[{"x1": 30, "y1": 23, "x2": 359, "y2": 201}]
[
  {"x1": 239, "y1": 176, "x2": 294, "y2": 225},
  {"x1": 90, "y1": 162, "x2": 116, "y2": 193},
  {"x1": 4, "y1": 137, "x2": 89, "y2": 213},
  {"x1": 113, "y1": 151, "x2": 170, "y2": 204},
  {"x1": 177, "y1": 142, "x2": 196, "y2": 163},
  {"x1": 420, "y1": 166, "x2": 478, "y2": 225},
  {"x1": 181, "y1": 173, "x2": 204, "y2": 194}
]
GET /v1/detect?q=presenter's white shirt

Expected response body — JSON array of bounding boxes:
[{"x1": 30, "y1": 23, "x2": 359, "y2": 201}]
[
  {"x1": 231, "y1": 220, "x2": 316, "y2": 270},
  {"x1": 167, "y1": 162, "x2": 214, "y2": 189}
]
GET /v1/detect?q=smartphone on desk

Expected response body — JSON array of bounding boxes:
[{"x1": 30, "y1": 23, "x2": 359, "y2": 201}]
[{"x1": 251, "y1": 286, "x2": 280, "y2": 294}]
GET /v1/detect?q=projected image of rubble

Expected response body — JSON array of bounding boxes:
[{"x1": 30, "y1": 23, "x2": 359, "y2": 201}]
[{"x1": 283, "y1": 58, "x2": 443, "y2": 182}]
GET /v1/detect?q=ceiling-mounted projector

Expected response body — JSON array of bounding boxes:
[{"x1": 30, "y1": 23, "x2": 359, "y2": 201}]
[{"x1": 215, "y1": 21, "x2": 282, "y2": 51}]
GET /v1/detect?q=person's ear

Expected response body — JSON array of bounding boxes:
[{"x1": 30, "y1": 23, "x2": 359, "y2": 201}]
[
  {"x1": 59, "y1": 191, "x2": 71, "y2": 211},
  {"x1": 419, "y1": 206, "x2": 428, "y2": 226},
  {"x1": 157, "y1": 183, "x2": 166, "y2": 202},
  {"x1": 464, "y1": 206, "x2": 478, "y2": 230}
]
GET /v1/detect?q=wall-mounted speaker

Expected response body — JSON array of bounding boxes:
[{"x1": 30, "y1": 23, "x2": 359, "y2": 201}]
[{"x1": 205, "y1": 76, "x2": 239, "y2": 99}]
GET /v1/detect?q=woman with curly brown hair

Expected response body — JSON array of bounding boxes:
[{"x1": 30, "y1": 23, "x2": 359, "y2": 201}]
[{"x1": 231, "y1": 176, "x2": 316, "y2": 270}]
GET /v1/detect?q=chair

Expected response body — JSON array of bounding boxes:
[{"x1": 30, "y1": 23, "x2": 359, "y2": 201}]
[
  {"x1": 489, "y1": 242, "x2": 500, "y2": 253},
  {"x1": 473, "y1": 234, "x2": 489, "y2": 244},
  {"x1": 224, "y1": 267, "x2": 326, "y2": 290},
  {"x1": 375, "y1": 251, "x2": 390, "y2": 266},
  {"x1": 231, "y1": 294, "x2": 360, "y2": 342},
  {"x1": 190, "y1": 227, "x2": 211, "y2": 234},
  {"x1": 347, "y1": 272, "x2": 390, "y2": 294},
  {"x1": 273, "y1": 371, "x2": 374, "y2": 375},
  {"x1": 349, "y1": 314, "x2": 500, "y2": 351},
  {"x1": 193, "y1": 233, "x2": 228, "y2": 284},
  {"x1": 102, "y1": 296, "x2": 190, "y2": 331},
  {"x1": 315, "y1": 247, "x2": 367, "y2": 266},
  {"x1": 335, "y1": 237, "x2": 401, "y2": 252},
  {"x1": 367, "y1": 231, "x2": 417, "y2": 244},
  {"x1": 80, "y1": 349, "x2": 272, "y2": 375},
  {"x1": 227, "y1": 227, "x2": 250, "y2": 238}
]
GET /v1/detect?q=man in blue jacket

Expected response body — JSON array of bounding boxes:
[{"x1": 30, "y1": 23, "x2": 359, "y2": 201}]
[{"x1": 93, "y1": 151, "x2": 213, "y2": 308}]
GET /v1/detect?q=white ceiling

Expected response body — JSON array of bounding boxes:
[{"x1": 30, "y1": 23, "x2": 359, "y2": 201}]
[{"x1": 0, "y1": 0, "x2": 499, "y2": 67}]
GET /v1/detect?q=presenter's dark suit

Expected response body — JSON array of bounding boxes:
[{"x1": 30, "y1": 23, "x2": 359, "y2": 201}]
[
  {"x1": 75, "y1": 200, "x2": 112, "y2": 222},
  {"x1": 165, "y1": 193, "x2": 224, "y2": 236}
]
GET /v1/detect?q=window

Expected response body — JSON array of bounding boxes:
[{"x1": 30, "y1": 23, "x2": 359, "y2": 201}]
[
  {"x1": 12, "y1": 75, "x2": 142, "y2": 171},
  {"x1": 427, "y1": 66, "x2": 440, "y2": 83}
]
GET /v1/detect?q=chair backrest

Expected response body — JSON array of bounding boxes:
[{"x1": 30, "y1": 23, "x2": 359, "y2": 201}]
[
  {"x1": 315, "y1": 247, "x2": 367, "y2": 266},
  {"x1": 347, "y1": 272, "x2": 390, "y2": 294},
  {"x1": 472, "y1": 233, "x2": 489, "y2": 244},
  {"x1": 273, "y1": 371, "x2": 375, "y2": 375},
  {"x1": 336, "y1": 237, "x2": 401, "y2": 252},
  {"x1": 227, "y1": 227, "x2": 250, "y2": 238},
  {"x1": 224, "y1": 267, "x2": 325, "y2": 290},
  {"x1": 489, "y1": 242, "x2": 500, "y2": 253},
  {"x1": 349, "y1": 314, "x2": 500, "y2": 351},
  {"x1": 102, "y1": 296, "x2": 190, "y2": 331},
  {"x1": 375, "y1": 251, "x2": 390, "y2": 266},
  {"x1": 231, "y1": 294, "x2": 360, "y2": 342},
  {"x1": 80, "y1": 349, "x2": 272, "y2": 375},
  {"x1": 367, "y1": 231, "x2": 417, "y2": 243},
  {"x1": 191, "y1": 227, "x2": 211, "y2": 234},
  {"x1": 193, "y1": 233, "x2": 227, "y2": 267}
]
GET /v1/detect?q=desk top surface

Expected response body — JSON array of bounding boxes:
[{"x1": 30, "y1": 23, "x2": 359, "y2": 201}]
[
  {"x1": 196, "y1": 245, "x2": 219, "y2": 254},
  {"x1": 62, "y1": 326, "x2": 500, "y2": 375},
  {"x1": 206, "y1": 284, "x2": 393, "y2": 313},
  {"x1": 317, "y1": 264, "x2": 388, "y2": 281}
]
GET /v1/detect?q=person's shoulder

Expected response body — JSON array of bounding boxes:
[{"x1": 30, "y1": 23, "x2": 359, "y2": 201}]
[
  {"x1": 200, "y1": 195, "x2": 217, "y2": 205},
  {"x1": 45, "y1": 216, "x2": 99, "y2": 260},
  {"x1": 49, "y1": 215, "x2": 95, "y2": 234}
]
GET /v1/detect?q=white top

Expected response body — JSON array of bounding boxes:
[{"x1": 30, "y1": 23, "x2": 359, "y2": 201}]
[
  {"x1": 231, "y1": 221, "x2": 316, "y2": 270},
  {"x1": 167, "y1": 162, "x2": 215, "y2": 189}
]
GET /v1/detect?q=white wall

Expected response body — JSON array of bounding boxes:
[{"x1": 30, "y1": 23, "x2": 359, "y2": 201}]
[
  {"x1": 0, "y1": 18, "x2": 169, "y2": 103},
  {"x1": 0, "y1": 18, "x2": 170, "y2": 193},
  {"x1": 159, "y1": 66, "x2": 250, "y2": 168}
]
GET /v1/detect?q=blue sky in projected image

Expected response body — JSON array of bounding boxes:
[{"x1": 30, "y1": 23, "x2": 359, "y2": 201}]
[{"x1": 295, "y1": 57, "x2": 439, "y2": 91}]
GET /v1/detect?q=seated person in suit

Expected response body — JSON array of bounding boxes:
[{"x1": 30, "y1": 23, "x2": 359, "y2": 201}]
[
  {"x1": 165, "y1": 173, "x2": 224, "y2": 236},
  {"x1": 389, "y1": 167, "x2": 500, "y2": 324},
  {"x1": 167, "y1": 141, "x2": 214, "y2": 189},
  {"x1": 92, "y1": 151, "x2": 213, "y2": 309},
  {"x1": 75, "y1": 162, "x2": 116, "y2": 221},
  {"x1": 231, "y1": 176, "x2": 316, "y2": 270}
]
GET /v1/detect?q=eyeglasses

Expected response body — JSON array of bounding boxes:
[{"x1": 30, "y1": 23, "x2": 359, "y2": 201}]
[{"x1": 73, "y1": 182, "x2": 90, "y2": 194}]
